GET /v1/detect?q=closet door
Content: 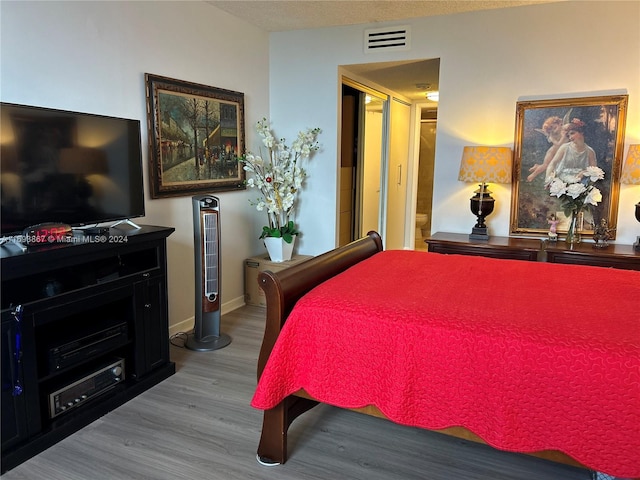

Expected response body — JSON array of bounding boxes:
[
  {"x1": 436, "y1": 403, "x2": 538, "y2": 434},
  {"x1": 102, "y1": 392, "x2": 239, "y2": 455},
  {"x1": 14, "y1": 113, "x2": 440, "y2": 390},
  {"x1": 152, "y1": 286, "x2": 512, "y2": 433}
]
[{"x1": 385, "y1": 98, "x2": 411, "y2": 250}]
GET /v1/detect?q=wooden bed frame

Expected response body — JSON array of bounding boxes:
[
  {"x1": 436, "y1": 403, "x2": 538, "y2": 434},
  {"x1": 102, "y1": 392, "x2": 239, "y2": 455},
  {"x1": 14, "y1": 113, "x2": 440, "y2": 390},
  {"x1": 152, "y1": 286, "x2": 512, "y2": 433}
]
[{"x1": 254, "y1": 231, "x2": 610, "y2": 474}]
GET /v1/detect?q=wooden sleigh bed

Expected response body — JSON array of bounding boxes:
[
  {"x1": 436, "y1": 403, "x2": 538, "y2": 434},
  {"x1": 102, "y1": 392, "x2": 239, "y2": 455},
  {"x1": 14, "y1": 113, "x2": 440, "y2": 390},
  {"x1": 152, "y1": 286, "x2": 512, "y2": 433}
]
[{"x1": 250, "y1": 232, "x2": 640, "y2": 479}]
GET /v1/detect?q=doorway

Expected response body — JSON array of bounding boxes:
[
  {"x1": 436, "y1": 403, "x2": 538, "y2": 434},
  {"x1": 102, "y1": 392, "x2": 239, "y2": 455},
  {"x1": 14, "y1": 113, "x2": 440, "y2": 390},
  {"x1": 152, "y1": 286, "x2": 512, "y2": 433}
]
[
  {"x1": 339, "y1": 59, "x2": 439, "y2": 250},
  {"x1": 415, "y1": 110, "x2": 437, "y2": 249}
]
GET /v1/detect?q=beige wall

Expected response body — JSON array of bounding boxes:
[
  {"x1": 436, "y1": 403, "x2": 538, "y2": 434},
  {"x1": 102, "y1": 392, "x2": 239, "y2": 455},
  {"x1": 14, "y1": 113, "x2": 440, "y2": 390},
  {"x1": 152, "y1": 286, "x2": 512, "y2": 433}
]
[{"x1": 1, "y1": 1, "x2": 271, "y2": 333}]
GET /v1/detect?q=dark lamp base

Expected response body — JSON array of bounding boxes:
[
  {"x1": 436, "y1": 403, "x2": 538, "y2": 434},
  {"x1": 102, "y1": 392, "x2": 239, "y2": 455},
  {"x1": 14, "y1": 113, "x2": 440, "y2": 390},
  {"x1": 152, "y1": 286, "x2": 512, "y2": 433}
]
[
  {"x1": 469, "y1": 226, "x2": 489, "y2": 241},
  {"x1": 468, "y1": 184, "x2": 494, "y2": 242},
  {"x1": 635, "y1": 203, "x2": 640, "y2": 250}
]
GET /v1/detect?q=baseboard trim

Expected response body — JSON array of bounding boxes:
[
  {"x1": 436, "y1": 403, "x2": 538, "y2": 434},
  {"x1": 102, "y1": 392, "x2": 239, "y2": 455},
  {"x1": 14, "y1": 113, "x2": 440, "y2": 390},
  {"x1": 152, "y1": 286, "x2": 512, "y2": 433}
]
[{"x1": 168, "y1": 295, "x2": 247, "y2": 337}]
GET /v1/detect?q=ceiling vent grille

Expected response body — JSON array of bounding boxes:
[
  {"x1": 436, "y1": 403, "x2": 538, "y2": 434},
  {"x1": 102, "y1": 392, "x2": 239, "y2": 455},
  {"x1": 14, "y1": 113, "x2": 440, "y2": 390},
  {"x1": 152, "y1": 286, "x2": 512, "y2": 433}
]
[{"x1": 364, "y1": 25, "x2": 410, "y2": 53}]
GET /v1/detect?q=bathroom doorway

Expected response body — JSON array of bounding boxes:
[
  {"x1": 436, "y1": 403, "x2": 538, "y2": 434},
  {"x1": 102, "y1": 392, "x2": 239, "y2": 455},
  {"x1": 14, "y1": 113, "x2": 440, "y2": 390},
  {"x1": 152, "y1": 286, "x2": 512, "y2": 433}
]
[{"x1": 415, "y1": 110, "x2": 437, "y2": 250}]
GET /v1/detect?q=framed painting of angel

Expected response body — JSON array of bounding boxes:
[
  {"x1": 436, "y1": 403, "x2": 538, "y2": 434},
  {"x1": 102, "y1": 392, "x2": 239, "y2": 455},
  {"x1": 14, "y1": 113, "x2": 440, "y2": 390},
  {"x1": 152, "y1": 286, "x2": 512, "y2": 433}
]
[{"x1": 509, "y1": 95, "x2": 628, "y2": 238}]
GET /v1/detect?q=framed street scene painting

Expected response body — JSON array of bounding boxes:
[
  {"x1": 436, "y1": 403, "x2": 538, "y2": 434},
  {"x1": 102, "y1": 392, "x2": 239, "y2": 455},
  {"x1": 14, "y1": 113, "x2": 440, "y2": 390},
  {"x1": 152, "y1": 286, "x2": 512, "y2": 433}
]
[
  {"x1": 145, "y1": 73, "x2": 245, "y2": 198},
  {"x1": 510, "y1": 95, "x2": 627, "y2": 238}
]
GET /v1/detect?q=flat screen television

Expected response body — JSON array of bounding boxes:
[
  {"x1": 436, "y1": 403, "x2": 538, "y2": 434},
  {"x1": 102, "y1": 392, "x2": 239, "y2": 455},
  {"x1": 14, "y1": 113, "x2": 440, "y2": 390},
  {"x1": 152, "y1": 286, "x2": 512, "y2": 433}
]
[{"x1": 1, "y1": 102, "x2": 145, "y2": 236}]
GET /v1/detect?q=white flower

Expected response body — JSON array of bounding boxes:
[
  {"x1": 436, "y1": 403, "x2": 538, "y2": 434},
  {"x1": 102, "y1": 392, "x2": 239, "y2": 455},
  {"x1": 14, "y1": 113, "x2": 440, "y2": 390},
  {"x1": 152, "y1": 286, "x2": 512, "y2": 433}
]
[
  {"x1": 548, "y1": 162, "x2": 605, "y2": 220},
  {"x1": 566, "y1": 182, "x2": 587, "y2": 199},
  {"x1": 240, "y1": 118, "x2": 321, "y2": 236},
  {"x1": 585, "y1": 187, "x2": 602, "y2": 206},
  {"x1": 585, "y1": 166, "x2": 605, "y2": 182},
  {"x1": 262, "y1": 136, "x2": 274, "y2": 148},
  {"x1": 548, "y1": 178, "x2": 567, "y2": 198},
  {"x1": 558, "y1": 173, "x2": 582, "y2": 184}
]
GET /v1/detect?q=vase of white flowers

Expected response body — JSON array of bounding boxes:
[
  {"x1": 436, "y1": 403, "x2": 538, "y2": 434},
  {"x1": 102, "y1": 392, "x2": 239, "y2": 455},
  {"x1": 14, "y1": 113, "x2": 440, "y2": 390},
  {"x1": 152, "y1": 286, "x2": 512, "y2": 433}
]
[
  {"x1": 565, "y1": 209, "x2": 582, "y2": 246},
  {"x1": 547, "y1": 165, "x2": 605, "y2": 248},
  {"x1": 240, "y1": 118, "x2": 321, "y2": 262}
]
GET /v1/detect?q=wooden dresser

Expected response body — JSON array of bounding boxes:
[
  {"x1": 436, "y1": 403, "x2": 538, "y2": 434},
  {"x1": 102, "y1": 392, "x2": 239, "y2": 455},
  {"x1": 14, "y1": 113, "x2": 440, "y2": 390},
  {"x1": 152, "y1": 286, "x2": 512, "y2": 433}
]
[
  {"x1": 425, "y1": 232, "x2": 640, "y2": 271},
  {"x1": 544, "y1": 240, "x2": 640, "y2": 270},
  {"x1": 424, "y1": 232, "x2": 541, "y2": 262}
]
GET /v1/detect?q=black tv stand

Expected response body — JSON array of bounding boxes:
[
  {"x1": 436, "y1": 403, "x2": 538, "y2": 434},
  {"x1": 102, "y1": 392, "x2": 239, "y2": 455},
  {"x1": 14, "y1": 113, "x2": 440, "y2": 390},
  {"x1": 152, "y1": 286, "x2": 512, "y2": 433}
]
[{"x1": 1, "y1": 225, "x2": 175, "y2": 473}]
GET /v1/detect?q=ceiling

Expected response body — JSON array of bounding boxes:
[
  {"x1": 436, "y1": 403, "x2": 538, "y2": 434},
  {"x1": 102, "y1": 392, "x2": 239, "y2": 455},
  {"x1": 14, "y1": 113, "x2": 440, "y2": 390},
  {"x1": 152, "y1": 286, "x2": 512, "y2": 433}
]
[
  {"x1": 341, "y1": 58, "x2": 441, "y2": 104},
  {"x1": 206, "y1": 0, "x2": 559, "y2": 103},
  {"x1": 207, "y1": 1, "x2": 557, "y2": 33}
]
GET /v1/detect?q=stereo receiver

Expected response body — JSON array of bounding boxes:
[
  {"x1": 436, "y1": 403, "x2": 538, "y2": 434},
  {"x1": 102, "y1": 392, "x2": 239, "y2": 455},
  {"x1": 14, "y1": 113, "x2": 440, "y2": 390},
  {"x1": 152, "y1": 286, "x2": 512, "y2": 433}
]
[{"x1": 48, "y1": 358, "x2": 125, "y2": 418}]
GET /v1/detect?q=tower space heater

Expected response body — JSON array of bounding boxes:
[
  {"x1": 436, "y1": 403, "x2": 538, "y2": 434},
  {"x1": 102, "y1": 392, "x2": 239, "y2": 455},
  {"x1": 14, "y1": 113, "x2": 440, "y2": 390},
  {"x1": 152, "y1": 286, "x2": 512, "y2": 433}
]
[{"x1": 186, "y1": 195, "x2": 231, "y2": 351}]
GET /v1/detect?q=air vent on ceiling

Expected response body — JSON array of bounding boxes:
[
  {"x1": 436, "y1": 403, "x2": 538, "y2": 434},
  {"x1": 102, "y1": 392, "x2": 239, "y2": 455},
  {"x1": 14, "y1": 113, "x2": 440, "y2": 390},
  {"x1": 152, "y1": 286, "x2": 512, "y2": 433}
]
[{"x1": 364, "y1": 25, "x2": 410, "y2": 53}]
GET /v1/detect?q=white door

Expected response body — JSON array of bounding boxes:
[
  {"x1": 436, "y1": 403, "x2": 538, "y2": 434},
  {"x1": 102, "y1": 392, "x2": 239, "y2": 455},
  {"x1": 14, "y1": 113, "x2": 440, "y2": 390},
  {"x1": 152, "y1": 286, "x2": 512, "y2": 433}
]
[
  {"x1": 385, "y1": 98, "x2": 411, "y2": 250},
  {"x1": 359, "y1": 97, "x2": 384, "y2": 237}
]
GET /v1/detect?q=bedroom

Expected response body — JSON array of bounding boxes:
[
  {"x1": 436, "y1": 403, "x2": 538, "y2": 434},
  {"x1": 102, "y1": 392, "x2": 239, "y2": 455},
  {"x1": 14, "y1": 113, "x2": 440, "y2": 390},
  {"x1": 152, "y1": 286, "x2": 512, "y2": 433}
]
[
  {"x1": 1, "y1": 0, "x2": 638, "y2": 478},
  {"x1": 2, "y1": 0, "x2": 638, "y2": 333}
]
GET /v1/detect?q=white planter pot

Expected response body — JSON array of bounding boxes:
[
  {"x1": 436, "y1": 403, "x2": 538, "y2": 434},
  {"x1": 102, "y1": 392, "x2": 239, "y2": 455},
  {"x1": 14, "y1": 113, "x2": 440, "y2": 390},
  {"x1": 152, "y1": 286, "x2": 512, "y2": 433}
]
[{"x1": 264, "y1": 235, "x2": 296, "y2": 262}]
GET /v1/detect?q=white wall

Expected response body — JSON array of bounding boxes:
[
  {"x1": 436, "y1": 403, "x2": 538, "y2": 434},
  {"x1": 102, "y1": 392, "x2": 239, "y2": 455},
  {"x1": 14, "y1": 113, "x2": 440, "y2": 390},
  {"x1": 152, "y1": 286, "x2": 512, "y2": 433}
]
[
  {"x1": 1, "y1": 1, "x2": 271, "y2": 334},
  {"x1": 269, "y1": 1, "x2": 640, "y2": 253}
]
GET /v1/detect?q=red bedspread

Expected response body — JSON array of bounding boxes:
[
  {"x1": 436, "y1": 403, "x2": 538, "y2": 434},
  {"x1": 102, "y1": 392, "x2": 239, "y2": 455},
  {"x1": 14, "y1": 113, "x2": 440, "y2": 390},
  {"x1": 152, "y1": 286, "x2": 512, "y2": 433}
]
[{"x1": 251, "y1": 250, "x2": 640, "y2": 477}]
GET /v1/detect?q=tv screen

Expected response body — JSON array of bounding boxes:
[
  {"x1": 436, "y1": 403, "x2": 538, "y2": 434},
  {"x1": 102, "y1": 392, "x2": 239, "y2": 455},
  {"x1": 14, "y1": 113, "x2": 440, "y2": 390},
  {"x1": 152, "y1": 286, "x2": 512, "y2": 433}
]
[{"x1": 1, "y1": 102, "x2": 145, "y2": 235}]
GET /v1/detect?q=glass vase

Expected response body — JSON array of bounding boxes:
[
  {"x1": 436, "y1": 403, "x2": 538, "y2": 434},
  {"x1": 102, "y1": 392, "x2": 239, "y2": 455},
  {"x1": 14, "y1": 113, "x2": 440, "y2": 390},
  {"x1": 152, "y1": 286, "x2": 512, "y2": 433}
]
[{"x1": 565, "y1": 210, "x2": 581, "y2": 248}]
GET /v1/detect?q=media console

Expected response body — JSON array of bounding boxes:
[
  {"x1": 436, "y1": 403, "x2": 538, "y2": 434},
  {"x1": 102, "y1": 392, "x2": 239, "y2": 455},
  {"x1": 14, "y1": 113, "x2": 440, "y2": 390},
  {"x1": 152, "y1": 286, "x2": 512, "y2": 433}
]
[{"x1": 1, "y1": 225, "x2": 176, "y2": 472}]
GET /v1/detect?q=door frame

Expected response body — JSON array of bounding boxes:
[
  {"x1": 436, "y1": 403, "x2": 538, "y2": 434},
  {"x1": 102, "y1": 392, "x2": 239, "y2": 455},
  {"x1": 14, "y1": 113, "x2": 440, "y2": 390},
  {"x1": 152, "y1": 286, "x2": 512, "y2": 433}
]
[
  {"x1": 338, "y1": 74, "x2": 434, "y2": 250},
  {"x1": 407, "y1": 102, "x2": 436, "y2": 247}
]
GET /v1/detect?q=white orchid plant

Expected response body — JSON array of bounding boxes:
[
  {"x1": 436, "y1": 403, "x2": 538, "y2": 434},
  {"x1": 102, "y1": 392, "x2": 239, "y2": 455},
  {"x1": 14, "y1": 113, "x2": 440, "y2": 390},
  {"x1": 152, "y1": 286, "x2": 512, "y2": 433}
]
[
  {"x1": 547, "y1": 165, "x2": 605, "y2": 219},
  {"x1": 240, "y1": 118, "x2": 321, "y2": 243}
]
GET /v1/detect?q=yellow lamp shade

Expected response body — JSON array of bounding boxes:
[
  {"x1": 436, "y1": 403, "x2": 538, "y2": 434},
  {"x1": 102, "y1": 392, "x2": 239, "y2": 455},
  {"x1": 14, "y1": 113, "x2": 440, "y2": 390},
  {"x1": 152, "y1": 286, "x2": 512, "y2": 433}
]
[
  {"x1": 620, "y1": 144, "x2": 640, "y2": 185},
  {"x1": 458, "y1": 146, "x2": 512, "y2": 184}
]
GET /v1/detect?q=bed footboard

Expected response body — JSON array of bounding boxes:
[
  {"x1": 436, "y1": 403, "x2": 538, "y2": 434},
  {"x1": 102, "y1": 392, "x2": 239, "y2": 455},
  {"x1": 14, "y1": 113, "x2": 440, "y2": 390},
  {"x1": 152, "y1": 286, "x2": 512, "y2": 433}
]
[{"x1": 255, "y1": 231, "x2": 383, "y2": 464}]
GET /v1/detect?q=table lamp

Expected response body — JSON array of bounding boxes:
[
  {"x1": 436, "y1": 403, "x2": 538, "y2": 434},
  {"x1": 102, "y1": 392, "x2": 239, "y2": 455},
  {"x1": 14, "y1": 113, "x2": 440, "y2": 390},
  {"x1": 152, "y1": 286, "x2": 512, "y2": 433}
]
[
  {"x1": 620, "y1": 144, "x2": 640, "y2": 250},
  {"x1": 458, "y1": 146, "x2": 512, "y2": 240}
]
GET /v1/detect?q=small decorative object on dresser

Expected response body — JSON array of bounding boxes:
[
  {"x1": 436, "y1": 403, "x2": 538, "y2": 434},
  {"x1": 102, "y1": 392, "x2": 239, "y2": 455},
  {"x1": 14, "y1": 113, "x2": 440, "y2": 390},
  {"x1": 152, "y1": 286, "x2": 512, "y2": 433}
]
[
  {"x1": 240, "y1": 118, "x2": 321, "y2": 262},
  {"x1": 547, "y1": 162, "x2": 605, "y2": 248},
  {"x1": 592, "y1": 218, "x2": 615, "y2": 249},
  {"x1": 547, "y1": 213, "x2": 559, "y2": 241}
]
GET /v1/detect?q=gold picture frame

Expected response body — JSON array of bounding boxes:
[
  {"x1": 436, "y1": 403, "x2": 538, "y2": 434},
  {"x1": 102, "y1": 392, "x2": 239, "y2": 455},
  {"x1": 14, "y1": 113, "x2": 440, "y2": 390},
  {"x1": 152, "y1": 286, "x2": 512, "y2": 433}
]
[
  {"x1": 145, "y1": 73, "x2": 245, "y2": 198},
  {"x1": 510, "y1": 95, "x2": 627, "y2": 238}
]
